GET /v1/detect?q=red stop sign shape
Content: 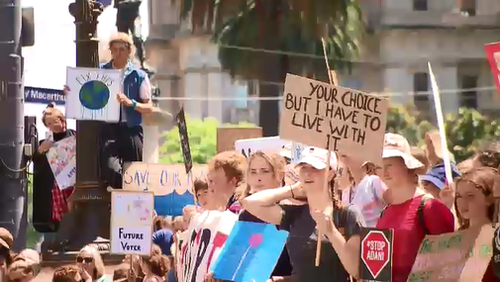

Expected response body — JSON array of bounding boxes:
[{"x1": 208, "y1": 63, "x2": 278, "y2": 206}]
[{"x1": 361, "y1": 230, "x2": 391, "y2": 279}]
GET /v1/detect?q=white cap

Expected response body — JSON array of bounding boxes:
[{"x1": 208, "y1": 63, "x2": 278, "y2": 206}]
[{"x1": 297, "y1": 147, "x2": 337, "y2": 170}]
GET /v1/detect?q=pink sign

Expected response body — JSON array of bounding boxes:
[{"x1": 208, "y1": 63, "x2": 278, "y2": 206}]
[{"x1": 484, "y1": 42, "x2": 500, "y2": 99}]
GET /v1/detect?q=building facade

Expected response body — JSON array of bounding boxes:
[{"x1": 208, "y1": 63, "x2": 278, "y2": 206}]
[{"x1": 146, "y1": 0, "x2": 500, "y2": 127}]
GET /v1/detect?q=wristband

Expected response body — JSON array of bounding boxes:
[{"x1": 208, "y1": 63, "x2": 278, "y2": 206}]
[{"x1": 132, "y1": 99, "x2": 137, "y2": 109}]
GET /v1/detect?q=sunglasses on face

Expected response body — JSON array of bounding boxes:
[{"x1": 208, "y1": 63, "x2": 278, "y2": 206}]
[{"x1": 76, "y1": 256, "x2": 93, "y2": 263}]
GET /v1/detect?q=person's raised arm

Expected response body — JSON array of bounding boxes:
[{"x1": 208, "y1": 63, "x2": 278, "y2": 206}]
[{"x1": 240, "y1": 182, "x2": 302, "y2": 225}]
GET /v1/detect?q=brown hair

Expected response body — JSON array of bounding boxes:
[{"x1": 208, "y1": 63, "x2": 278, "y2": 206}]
[
  {"x1": 454, "y1": 167, "x2": 499, "y2": 229},
  {"x1": 141, "y1": 254, "x2": 170, "y2": 277},
  {"x1": 411, "y1": 147, "x2": 429, "y2": 175},
  {"x1": 42, "y1": 104, "x2": 66, "y2": 128},
  {"x1": 112, "y1": 263, "x2": 130, "y2": 281},
  {"x1": 153, "y1": 216, "x2": 165, "y2": 232},
  {"x1": 475, "y1": 141, "x2": 500, "y2": 170},
  {"x1": 7, "y1": 259, "x2": 34, "y2": 280},
  {"x1": 208, "y1": 151, "x2": 246, "y2": 186},
  {"x1": 237, "y1": 151, "x2": 286, "y2": 199},
  {"x1": 193, "y1": 177, "x2": 208, "y2": 194},
  {"x1": 52, "y1": 265, "x2": 80, "y2": 282}
]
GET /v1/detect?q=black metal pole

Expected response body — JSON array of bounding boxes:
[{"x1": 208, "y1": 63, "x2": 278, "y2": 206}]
[
  {"x1": 0, "y1": 0, "x2": 26, "y2": 251},
  {"x1": 43, "y1": 0, "x2": 116, "y2": 259}
]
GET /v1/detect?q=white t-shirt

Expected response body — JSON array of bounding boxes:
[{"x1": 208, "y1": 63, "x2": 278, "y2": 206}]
[{"x1": 342, "y1": 175, "x2": 387, "y2": 227}]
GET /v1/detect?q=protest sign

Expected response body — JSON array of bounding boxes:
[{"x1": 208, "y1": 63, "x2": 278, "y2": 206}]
[
  {"x1": 110, "y1": 191, "x2": 154, "y2": 255},
  {"x1": 217, "y1": 127, "x2": 263, "y2": 153},
  {"x1": 46, "y1": 136, "x2": 76, "y2": 190},
  {"x1": 279, "y1": 74, "x2": 389, "y2": 165},
  {"x1": 181, "y1": 210, "x2": 238, "y2": 282},
  {"x1": 176, "y1": 107, "x2": 193, "y2": 174},
  {"x1": 235, "y1": 137, "x2": 289, "y2": 158},
  {"x1": 123, "y1": 163, "x2": 206, "y2": 216},
  {"x1": 407, "y1": 224, "x2": 494, "y2": 282},
  {"x1": 211, "y1": 221, "x2": 289, "y2": 282},
  {"x1": 484, "y1": 42, "x2": 500, "y2": 98},
  {"x1": 65, "y1": 67, "x2": 121, "y2": 122},
  {"x1": 360, "y1": 228, "x2": 393, "y2": 282}
]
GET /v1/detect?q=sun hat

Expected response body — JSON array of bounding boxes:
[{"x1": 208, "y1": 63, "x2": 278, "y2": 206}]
[
  {"x1": 420, "y1": 163, "x2": 461, "y2": 190},
  {"x1": 382, "y1": 133, "x2": 424, "y2": 169},
  {"x1": 280, "y1": 143, "x2": 292, "y2": 159},
  {"x1": 297, "y1": 147, "x2": 338, "y2": 170}
]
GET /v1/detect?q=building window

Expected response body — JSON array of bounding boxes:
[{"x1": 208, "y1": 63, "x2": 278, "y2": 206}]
[
  {"x1": 460, "y1": 75, "x2": 478, "y2": 108},
  {"x1": 413, "y1": 72, "x2": 430, "y2": 109},
  {"x1": 460, "y1": 0, "x2": 476, "y2": 16},
  {"x1": 413, "y1": 0, "x2": 428, "y2": 11}
]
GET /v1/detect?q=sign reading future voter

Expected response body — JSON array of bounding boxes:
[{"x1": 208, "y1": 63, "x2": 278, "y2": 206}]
[{"x1": 65, "y1": 67, "x2": 121, "y2": 122}]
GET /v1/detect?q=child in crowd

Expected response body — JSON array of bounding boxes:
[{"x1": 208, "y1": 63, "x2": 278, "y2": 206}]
[
  {"x1": 152, "y1": 216, "x2": 174, "y2": 256},
  {"x1": 206, "y1": 151, "x2": 246, "y2": 212},
  {"x1": 193, "y1": 177, "x2": 209, "y2": 209},
  {"x1": 339, "y1": 155, "x2": 388, "y2": 227},
  {"x1": 52, "y1": 265, "x2": 89, "y2": 282},
  {"x1": 454, "y1": 167, "x2": 500, "y2": 282},
  {"x1": 172, "y1": 216, "x2": 184, "y2": 233},
  {"x1": 420, "y1": 163, "x2": 461, "y2": 200}
]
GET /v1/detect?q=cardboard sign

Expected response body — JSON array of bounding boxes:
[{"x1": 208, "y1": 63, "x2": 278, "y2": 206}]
[
  {"x1": 279, "y1": 74, "x2": 389, "y2": 165},
  {"x1": 407, "y1": 225, "x2": 494, "y2": 282},
  {"x1": 217, "y1": 127, "x2": 263, "y2": 153},
  {"x1": 123, "y1": 163, "x2": 206, "y2": 216},
  {"x1": 176, "y1": 107, "x2": 193, "y2": 174},
  {"x1": 65, "y1": 67, "x2": 121, "y2": 122},
  {"x1": 360, "y1": 228, "x2": 393, "y2": 282},
  {"x1": 110, "y1": 191, "x2": 154, "y2": 255},
  {"x1": 180, "y1": 210, "x2": 238, "y2": 282},
  {"x1": 484, "y1": 42, "x2": 500, "y2": 98}
]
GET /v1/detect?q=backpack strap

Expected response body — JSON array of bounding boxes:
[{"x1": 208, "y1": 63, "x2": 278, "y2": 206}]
[{"x1": 418, "y1": 195, "x2": 433, "y2": 235}]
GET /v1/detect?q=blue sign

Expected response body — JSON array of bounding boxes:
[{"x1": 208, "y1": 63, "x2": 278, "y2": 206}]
[{"x1": 25, "y1": 86, "x2": 66, "y2": 105}]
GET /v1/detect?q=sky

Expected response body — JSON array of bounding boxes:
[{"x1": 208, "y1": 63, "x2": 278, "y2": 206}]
[{"x1": 21, "y1": 0, "x2": 149, "y2": 138}]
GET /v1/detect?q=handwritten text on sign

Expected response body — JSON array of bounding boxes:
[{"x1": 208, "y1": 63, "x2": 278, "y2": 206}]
[
  {"x1": 279, "y1": 74, "x2": 389, "y2": 165},
  {"x1": 123, "y1": 163, "x2": 207, "y2": 196}
]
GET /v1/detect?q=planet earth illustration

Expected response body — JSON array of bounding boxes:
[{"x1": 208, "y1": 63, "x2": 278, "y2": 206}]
[{"x1": 79, "y1": 80, "x2": 110, "y2": 110}]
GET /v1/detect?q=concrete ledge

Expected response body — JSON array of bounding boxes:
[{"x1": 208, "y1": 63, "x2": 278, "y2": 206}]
[{"x1": 143, "y1": 107, "x2": 173, "y2": 126}]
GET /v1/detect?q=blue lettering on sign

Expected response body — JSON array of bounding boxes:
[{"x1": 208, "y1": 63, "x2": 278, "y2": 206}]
[{"x1": 25, "y1": 86, "x2": 66, "y2": 105}]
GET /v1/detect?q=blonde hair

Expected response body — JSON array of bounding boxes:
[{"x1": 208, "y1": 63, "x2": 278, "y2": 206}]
[
  {"x1": 42, "y1": 104, "x2": 66, "y2": 128},
  {"x1": 78, "y1": 245, "x2": 105, "y2": 280},
  {"x1": 7, "y1": 259, "x2": 33, "y2": 279},
  {"x1": 237, "y1": 151, "x2": 286, "y2": 200},
  {"x1": 108, "y1": 32, "x2": 137, "y2": 61}
]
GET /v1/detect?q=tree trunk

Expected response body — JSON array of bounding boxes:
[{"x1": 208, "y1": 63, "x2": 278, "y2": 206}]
[{"x1": 257, "y1": 0, "x2": 287, "y2": 137}]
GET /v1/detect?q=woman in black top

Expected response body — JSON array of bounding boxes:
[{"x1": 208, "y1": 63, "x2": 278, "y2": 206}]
[{"x1": 241, "y1": 147, "x2": 364, "y2": 282}]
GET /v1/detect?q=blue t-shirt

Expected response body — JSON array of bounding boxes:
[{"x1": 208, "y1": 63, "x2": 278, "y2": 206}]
[{"x1": 152, "y1": 228, "x2": 174, "y2": 256}]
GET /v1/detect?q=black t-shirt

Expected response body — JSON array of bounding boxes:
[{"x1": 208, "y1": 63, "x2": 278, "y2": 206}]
[
  {"x1": 279, "y1": 204, "x2": 363, "y2": 282},
  {"x1": 238, "y1": 210, "x2": 293, "y2": 277}
]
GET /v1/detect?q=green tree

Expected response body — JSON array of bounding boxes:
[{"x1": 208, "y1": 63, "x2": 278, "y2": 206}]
[
  {"x1": 174, "y1": 0, "x2": 365, "y2": 136},
  {"x1": 160, "y1": 116, "x2": 257, "y2": 164}
]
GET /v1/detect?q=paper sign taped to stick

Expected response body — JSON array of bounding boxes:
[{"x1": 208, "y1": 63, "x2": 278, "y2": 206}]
[
  {"x1": 407, "y1": 224, "x2": 494, "y2": 282},
  {"x1": 180, "y1": 210, "x2": 238, "y2": 282},
  {"x1": 279, "y1": 74, "x2": 389, "y2": 165},
  {"x1": 110, "y1": 191, "x2": 154, "y2": 256}
]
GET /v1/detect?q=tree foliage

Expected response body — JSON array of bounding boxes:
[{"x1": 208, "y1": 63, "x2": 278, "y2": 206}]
[
  {"x1": 386, "y1": 105, "x2": 500, "y2": 163},
  {"x1": 159, "y1": 116, "x2": 257, "y2": 164}
]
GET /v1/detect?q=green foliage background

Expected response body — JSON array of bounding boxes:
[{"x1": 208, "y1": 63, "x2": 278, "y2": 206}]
[{"x1": 160, "y1": 106, "x2": 500, "y2": 165}]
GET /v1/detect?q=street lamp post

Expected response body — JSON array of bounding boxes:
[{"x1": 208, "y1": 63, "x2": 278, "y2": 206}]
[{"x1": 44, "y1": 0, "x2": 113, "y2": 259}]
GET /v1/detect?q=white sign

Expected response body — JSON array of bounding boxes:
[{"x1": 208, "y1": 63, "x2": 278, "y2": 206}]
[
  {"x1": 235, "y1": 137, "x2": 290, "y2": 158},
  {"x1": 110, "y1": 191, "x2": 154, "y2": 255},
  {"x1": 65, "y1": 67, "x2": 121, "y2": 122},
  {"x1": 46, "y1": 136, "x2": 76, "y2": 190},
  {"x1": 179, "y1": 210, "x2": 237, "y2": 282}
]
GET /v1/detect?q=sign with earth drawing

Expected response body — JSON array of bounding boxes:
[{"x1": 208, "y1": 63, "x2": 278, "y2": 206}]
[
  {"x1": 360, "y1": 228, "x2": 393, "y2": 282},
  {"x1": 65, "y1": 67, "x2": 121, "y2": 122}
]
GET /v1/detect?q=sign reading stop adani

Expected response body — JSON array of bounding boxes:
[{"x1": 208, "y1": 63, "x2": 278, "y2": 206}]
[{"x1": 360, "y1": 228, "x2": 393, "y2": 282}]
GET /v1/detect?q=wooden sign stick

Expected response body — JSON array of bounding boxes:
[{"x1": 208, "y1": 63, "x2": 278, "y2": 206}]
[{"x1": 314, "y1": 38, "x2": 337, "y2": 267}]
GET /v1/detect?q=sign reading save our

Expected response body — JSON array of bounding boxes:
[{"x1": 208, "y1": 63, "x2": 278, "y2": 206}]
[{"x1": 360, "y1": 228, "x2": 393, "y2": 282}]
